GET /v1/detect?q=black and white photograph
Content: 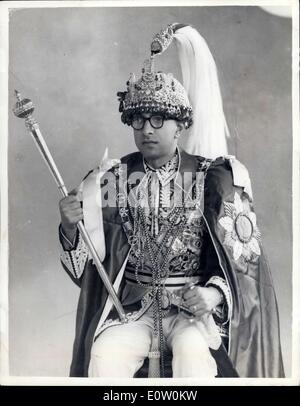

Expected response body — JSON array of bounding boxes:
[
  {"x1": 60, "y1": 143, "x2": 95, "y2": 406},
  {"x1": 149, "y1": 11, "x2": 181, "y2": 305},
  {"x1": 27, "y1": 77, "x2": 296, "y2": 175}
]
[{"x1": 0, "y1": 0, "x2": 299, "y2": 386}]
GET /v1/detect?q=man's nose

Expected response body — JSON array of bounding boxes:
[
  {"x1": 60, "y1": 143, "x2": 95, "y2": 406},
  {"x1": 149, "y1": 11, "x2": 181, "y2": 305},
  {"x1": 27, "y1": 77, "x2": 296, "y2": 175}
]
[{"x1": 143, "y1": 119, "x2": 154, "y2": 135}]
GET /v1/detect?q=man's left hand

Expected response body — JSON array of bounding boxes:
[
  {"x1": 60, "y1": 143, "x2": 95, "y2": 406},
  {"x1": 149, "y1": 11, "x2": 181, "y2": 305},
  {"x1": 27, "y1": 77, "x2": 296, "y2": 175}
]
[{"x1": 182, "y1": 286, "x2": 223, "y2": 318}]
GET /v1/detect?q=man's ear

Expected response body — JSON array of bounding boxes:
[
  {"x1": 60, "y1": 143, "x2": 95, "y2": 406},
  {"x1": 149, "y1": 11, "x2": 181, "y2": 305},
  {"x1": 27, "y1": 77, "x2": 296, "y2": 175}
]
[
  {"x1": 176, "y1": 121, "x2": 184, "y2": 131},
  {"x1": 175, "y1": 121, "x2": 184, "y2": 138}
]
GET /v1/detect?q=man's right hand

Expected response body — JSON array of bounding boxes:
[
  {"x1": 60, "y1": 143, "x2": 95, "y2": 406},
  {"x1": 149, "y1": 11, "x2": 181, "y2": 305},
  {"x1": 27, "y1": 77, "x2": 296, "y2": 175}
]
[{"x1": 59, "y1": 189, "x2": 83, "y2": 242}]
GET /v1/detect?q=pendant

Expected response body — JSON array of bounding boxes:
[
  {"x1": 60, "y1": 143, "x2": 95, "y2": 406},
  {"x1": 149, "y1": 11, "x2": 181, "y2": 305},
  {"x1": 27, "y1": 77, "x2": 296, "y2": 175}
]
[{"x1": 160, "y1": 289, "x2": 171, "y2": 311}]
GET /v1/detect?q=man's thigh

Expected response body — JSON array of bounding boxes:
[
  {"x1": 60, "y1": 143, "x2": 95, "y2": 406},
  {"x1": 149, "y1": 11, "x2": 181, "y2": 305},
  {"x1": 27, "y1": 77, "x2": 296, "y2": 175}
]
[
  {"x1": 91, "y1": 318, "x2": 153, "y2": 359},
  {"x1": 167, "y1": 315, "x2": 218, "y2": 377},
  {"x1": 88, "y1": 319, "x2": 153, "y2": 377}
]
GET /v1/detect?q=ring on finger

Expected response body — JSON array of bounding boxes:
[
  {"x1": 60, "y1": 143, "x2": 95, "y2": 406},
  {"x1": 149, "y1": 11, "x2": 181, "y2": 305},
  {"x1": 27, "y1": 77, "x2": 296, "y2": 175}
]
[{"x1": 191, "y1": 305, "x2": 198, "y2": 312}]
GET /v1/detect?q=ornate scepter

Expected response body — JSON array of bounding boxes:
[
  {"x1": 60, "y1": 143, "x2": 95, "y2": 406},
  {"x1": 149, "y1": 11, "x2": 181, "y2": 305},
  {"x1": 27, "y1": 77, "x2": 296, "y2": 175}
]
[{"x1": 13, "y1": 90, "x2": 127, "y2": 323}]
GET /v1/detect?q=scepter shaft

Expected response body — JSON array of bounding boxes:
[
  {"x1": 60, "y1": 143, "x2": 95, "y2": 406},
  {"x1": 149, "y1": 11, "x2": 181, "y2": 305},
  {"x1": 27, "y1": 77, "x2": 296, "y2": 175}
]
[{"x1": 13, "y1": 91, "x2": 127, "y2": 323}]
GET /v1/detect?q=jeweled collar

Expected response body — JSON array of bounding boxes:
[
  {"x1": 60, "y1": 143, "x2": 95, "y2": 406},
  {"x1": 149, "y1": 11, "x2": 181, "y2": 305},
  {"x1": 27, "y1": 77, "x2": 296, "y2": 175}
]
[{"x1": 143, "y1": 148, "x2": 180, "y2": 185}]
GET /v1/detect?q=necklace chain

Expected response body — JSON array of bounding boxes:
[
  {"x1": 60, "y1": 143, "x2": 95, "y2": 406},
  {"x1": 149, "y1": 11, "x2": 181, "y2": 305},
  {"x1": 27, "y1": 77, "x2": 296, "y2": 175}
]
[
  {"x1": 131, "y1": 190, "x2": 188, "y2": 376},
  {"x1": 115, "y1": 155, "x2": 211, "y2": 376}
]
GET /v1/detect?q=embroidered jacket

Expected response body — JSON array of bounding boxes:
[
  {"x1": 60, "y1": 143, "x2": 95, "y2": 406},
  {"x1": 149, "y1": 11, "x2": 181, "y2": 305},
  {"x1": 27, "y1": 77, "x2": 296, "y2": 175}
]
[{"x1": 60, "y1": 149, "x2": 231, "y2": 337}]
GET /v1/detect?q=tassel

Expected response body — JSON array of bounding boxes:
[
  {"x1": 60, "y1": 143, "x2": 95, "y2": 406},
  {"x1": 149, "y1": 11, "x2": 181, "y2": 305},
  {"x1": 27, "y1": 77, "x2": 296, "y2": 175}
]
[{"x1": 148, "y1": 333, "x2": 161, "y2": 378}]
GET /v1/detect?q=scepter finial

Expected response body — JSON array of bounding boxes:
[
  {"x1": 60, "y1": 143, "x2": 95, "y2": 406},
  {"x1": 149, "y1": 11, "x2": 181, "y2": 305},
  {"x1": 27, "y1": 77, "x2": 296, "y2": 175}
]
[{"x1": 13, "y1": 89, "x2": 34, "y2": 119}]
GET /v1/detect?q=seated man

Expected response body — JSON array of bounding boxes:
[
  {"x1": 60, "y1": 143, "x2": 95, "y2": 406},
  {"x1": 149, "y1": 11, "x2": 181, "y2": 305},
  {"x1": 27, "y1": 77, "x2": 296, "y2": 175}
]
[{"x1": 58, "y1": 23, "x2": 284, "y2": 378}]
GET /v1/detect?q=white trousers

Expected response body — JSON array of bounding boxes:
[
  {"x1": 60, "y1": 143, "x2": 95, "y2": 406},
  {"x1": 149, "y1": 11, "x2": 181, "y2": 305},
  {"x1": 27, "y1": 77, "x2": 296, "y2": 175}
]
[{"x1": 88, "y1": 308, "x2": 220, "y2": 378}]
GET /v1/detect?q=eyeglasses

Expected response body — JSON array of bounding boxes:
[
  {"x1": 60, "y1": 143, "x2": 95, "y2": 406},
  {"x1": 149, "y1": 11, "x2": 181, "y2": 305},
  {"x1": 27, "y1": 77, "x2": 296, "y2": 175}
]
[{"x1": 131, "y1": 114, "x2": 165, "y2": 130}]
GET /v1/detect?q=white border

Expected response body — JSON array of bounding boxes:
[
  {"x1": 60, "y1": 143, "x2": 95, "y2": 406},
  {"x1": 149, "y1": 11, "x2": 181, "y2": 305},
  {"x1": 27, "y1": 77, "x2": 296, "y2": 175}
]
[
  {"x1": 291, "y1": 0, "x2": 300, "y2": 381},
  {"x1": 0, "y1": 0, "x2": 9, "y2": 381},
  {"x1": 0, "y1": 376, "x2": 299, "y2": 386},
  {"x1": 0, "y1": 0, "x2": 296, "y2": 8},
  {"x1": 0, "y1": 0, "x2": 299, "y2": 386}
]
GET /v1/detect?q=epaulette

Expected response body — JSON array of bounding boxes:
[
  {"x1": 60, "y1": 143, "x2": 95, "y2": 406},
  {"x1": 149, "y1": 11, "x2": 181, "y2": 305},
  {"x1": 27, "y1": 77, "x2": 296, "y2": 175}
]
[
  {"x1": 209, "y1": 155, "x2": 253, "y2": 201},
  {"x1": 223, "y1": 155, "x2": 253, "y2": 201},
  {"x1": 80, "y1": 154, "x2": 121, "y2": 199}
]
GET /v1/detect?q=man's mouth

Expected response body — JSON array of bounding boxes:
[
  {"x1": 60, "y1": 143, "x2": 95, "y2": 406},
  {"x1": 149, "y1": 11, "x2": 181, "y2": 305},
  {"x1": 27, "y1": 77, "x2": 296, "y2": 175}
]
[{"x1": 143, "y1": 140, "x2": 158, "y2": 144}]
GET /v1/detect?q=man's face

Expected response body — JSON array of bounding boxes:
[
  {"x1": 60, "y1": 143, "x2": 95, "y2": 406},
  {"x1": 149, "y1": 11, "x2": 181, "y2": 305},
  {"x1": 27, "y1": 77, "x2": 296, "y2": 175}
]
[{"x1": 133, "y1": 113, "x2": 180, "y2": 162}]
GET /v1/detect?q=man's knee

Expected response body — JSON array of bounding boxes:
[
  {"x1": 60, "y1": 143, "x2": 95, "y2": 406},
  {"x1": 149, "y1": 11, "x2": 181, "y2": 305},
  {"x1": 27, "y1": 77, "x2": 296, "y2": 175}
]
[{"x1": 170, "y1": 324, "x2": 218, "y2": 377}]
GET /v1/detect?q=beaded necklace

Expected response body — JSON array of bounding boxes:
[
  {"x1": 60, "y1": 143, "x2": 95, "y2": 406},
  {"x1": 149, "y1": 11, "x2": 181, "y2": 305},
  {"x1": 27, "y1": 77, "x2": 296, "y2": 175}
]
[
  {"x1": 126, "y1": 170, "x2": 195, "y2": 376},
  {"x1": 116, "y1": 152, "x2": 210, "y2": 376},
  {"x1": 136, "y1": 203, "x2": 188, "y2": 376}
]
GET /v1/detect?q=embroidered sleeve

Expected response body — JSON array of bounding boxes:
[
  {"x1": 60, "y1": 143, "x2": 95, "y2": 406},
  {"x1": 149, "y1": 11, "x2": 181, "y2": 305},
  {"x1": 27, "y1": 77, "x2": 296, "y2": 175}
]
[
  {"x1": 59, "y1": 225, "x2": 89, "y2": 279},
  {"x1": 205, "y1": 276, "x2": 232, "y2": 324}
]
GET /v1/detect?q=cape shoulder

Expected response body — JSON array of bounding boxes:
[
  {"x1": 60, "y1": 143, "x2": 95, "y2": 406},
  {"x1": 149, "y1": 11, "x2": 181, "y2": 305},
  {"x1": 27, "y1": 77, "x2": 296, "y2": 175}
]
[{"x1": 206, "y1": 155, "x2": 253, "y2": 201}]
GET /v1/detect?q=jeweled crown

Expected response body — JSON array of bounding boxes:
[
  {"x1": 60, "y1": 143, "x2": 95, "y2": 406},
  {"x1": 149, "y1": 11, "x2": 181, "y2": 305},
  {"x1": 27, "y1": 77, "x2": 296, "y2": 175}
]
[
  {"x1": 117, "y1": 24, "x2": 193, "y2": 129},
  {"x1": 117, "y1": 57, "x2": 192, "y2": 128}
]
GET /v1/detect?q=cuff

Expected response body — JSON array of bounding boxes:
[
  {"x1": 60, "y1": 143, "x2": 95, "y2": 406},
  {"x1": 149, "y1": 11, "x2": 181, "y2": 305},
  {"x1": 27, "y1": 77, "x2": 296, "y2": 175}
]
[
  {"x1": 59, "y1": 224, "x2": 79, "y2": 251},
  {"x1": 60, "y1": 231, "x2": 88, "y2": 279},
  {"x1": 205, "y1": 276, "x2": 232, "y2": 324}
]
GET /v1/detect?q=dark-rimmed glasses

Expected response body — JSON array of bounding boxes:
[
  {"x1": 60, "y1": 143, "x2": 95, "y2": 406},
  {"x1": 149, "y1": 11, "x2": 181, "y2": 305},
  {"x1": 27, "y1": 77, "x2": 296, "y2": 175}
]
[{"x1": 131, "y1": 114, "x2": 165, "y2": 130}]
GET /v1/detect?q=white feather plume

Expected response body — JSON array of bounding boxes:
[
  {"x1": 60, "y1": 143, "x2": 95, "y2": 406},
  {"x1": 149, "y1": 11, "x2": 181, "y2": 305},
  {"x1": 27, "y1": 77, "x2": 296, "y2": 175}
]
[{"x1": 173, "y1": 26, "x2": 229, "y2": 159}]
